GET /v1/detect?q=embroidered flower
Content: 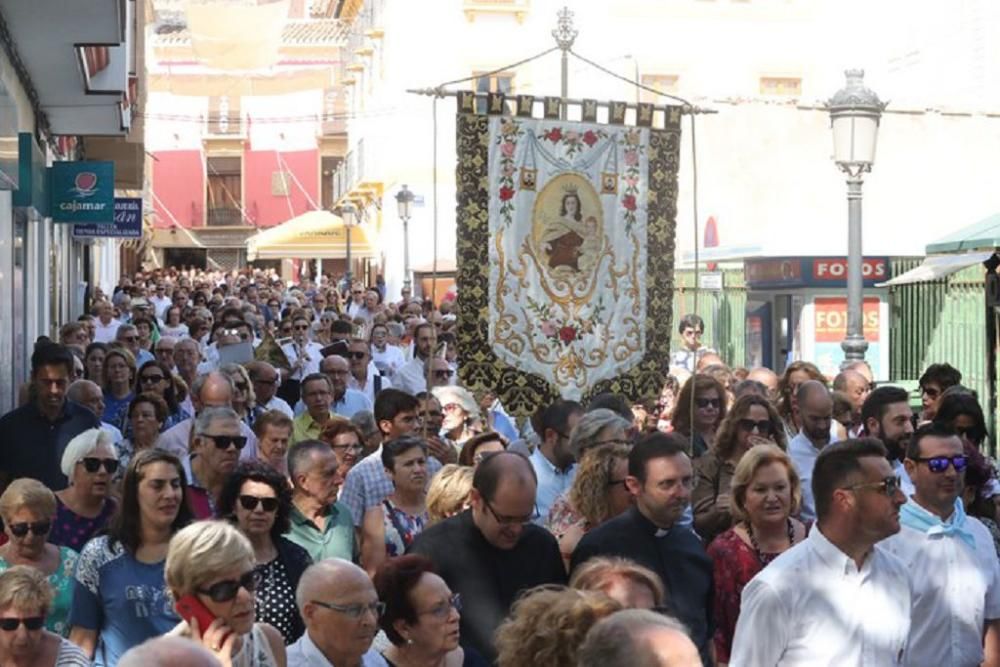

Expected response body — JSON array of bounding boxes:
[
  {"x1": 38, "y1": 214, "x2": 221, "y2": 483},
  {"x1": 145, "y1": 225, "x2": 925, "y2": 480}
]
[
  {"x1": 624, "y1": 149, "x2": 638, "y2": 167},
  {"x1": 559, "y1": 326, "x2": 577, "y2": 343},
  {"x1": 622, "y1": 194, "x2": 637, "y2": 212},
  {"x1": 501, "y1": 141, "x2": 515, "y2": 158},
  {"x1": 499, "y1": 186, "x2": 515, "y2": 201},
  {"x1": 545, "y1": 128, "x2": 563, "y2": 143},
  {"x1": 582, "y1": 130, "x2": 599, "y2": 147}
]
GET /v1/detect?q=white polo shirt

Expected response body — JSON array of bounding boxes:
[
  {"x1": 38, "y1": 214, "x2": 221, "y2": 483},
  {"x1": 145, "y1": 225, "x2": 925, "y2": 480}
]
[
  {"x1": 882, "y1": 500, "x2": 1000, "y2": 667},
  {"x1": 730, "y1": 526, "x2": 911, "y2": 667}
]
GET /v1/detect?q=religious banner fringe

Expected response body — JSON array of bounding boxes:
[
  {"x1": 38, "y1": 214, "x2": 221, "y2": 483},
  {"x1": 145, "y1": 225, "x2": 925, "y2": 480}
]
[{"x1": 455, "y1": 94, "x2": 680, "y2": 416}]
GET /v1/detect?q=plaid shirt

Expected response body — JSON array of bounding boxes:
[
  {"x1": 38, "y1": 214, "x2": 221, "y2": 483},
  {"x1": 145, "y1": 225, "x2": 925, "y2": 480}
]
[{"x1": 340, "y1": 447, "x2": 443, "y2": 526}]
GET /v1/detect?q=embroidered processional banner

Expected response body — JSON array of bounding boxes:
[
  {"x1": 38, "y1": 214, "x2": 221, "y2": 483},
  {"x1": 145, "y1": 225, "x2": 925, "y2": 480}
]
[{"x1": 456, "y1": 95, "x2": 680, "y2": 415}]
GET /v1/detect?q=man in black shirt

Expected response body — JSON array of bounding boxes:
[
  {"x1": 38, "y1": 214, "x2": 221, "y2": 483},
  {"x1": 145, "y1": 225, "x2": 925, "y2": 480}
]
[
  {"x1": 408, "y1": 450, "x2": 565, "y2": 662},
  {"x1": 0, "y1": 343, "x2": 100, "y2": 491},
  {"x1": 572, "y1": 432, "x2": 714, "y2": 666}
]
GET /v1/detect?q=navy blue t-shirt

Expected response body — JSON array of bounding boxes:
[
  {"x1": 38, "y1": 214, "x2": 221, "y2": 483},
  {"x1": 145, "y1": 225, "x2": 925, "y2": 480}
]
[{"x1": 0, "y1": 400, "x2": 100, "y2": 490}]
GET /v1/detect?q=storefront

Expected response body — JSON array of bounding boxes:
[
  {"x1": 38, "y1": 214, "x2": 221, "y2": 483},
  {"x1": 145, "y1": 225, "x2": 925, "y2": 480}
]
[{"x1": 744, "y1": 256, "x2": 891, "y2": 380}]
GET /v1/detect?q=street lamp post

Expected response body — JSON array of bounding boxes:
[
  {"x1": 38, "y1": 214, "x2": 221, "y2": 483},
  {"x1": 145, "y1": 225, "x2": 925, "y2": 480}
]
[
  {"x1": 826, "y1": 69, "x2": 886, "y2": 363},
  {"x1": 395, "y1": 184, "x2": 415, "y2": 292},
  {"x1": 339, "y1": 202, "x2": 357, "y2": 286}
]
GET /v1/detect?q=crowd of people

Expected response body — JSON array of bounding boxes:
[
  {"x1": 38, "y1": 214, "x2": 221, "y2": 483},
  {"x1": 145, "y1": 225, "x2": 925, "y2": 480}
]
[{"x1": 0, "y1": 267, "x2": 996, "y2": 666}]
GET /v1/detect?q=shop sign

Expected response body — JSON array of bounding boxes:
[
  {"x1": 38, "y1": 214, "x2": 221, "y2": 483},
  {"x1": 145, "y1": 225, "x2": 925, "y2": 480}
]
[
  {"x1": 49, "y1": 161, "x2": 115, "y2": 223},
  {"x1": 813, "y1": 297, "x2": 882, "y2": 377},
  {"x1": 746, "y1": 256, "x2": 890, "y2": 289},
  {"x1": 811, "y1": 258, "x2": 888, "y2": 283},
  {"x1": 72, "y1": 198, "x2": 142, "y2": 239}
]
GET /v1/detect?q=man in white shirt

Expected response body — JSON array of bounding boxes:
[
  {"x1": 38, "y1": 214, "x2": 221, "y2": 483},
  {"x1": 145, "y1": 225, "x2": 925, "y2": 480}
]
[
  {"x1": 731, "y1": 438, "x2": 912, "y2": 666},
  {"x1": 281, "y1": 314, "x2": 324, "y2": 382},
  {"x1": 92, "y1": 300, "x2": 122, "y2": 343},
  {"x1": 395, "y1": 323, "x2": 436, "y2": 395},
  {"x1": 787, "y1": 381, "x2": 836, "y2": 522},
  {"x1": 347, "y1": 338, "x2": 391, "y2": 405},
  {"x1": 883, "y1": 423, "x2": 1000, "y2": 667},
  {"x1": 860, "y1": 385, "x2": 916, "y2": 498},
  {"x1": 286, "y1": 559, "x2": 389, "y2": 667},
  {"x1": 158, "y1": 371, "x2": 258, "y2": 461},
  {"x1": 149, "y1": 283, "x2": 173, "y2": 321},
  {"x1": 247, "y1": 360, "x2": 293, "y2": 418},
  {"x1": 369, "y1": 323, "x2": 405, "y2": 378}
]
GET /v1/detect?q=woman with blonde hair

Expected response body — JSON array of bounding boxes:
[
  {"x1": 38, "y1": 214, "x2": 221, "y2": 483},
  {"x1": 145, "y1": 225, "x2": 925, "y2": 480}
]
[
  {"x1": 220, "y1": 363, "x2": 262, "y2": 430},
  {"x1": 568, "y1": 556, "x2": 665, "y2": 610},
  {"x1": 431, "y1": 386, "x2": 480, "y2": 446},
  {"x1": 0, "y1": 479, "x2": 78, "y2": 636},
  {"x1": 165, "y1": 520, "x2": 286, "y2": 666},
  {"x1": 51, "y1": 428, "x2": 118, "y2": 551},
  {"x1": 425, "y1": 465, "x2": 473, "y2": 525},
  {"x1": 692, "y1": 394, "x2": 787, "y2": 544},
  {"x1": 706, "y1": 444, "x2": 805, "y2": 664},
  {"x1": 494, "y1": 586, "x2": 622, "y2": 667},
  {"x1": 545, "y1": 444, "x2": 632, "y2": 569},
  {"x1": 0, "y1": 566, "x2": 89, "y2": 666}
]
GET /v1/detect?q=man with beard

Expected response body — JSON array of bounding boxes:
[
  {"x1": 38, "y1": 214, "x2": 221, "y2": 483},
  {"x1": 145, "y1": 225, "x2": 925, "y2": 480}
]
[
  {"x1": 572, "y1": 433, "x2": 714, "y2": 666},
  {"x1": 529, "y1": 399, "x2": 584, "y2": 521},
  {"x1": 415, "y1": 392, "x2": 458, "y2": 465},
  {"x1": 884, "y1": 423, "x2": 1000, "y2": 667},
  {"x1": 788, "y1": 381, "x2": 836, "y2": 522},
  {"x1": 861, "y1": 385, "x2": 916, "y2": 498},
  {"x1": 395, "y1": 323, "x2": 436, "y2": 395}
]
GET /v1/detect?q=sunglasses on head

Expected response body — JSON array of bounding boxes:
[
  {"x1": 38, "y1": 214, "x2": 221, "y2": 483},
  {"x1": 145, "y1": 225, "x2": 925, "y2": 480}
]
[
  {"x1": 737, "y1": 419, "x2": 773, "y2": 435},
  {"x1": 203, "y1": 434, "x2": 248, "y2": 450},
  {"x1": 80, "y1": 457, "x2": 119, "y2": 474},
  {"x1": 0, "y1": 617, "x2": 43, "y2": 631},
  {"x1": 238, "y1": 495, "x2": 279, "y2": 513},
  {"x1": 912, "y1": 455, "x2": 968, "y2": 474},
  {"x1": 8, "y1": 521, "x2": 50, "y2": 538},
  {"x1": 695, "y1": 398, "x2": 721, "y2": 409},
  {"x1": 198, "y1": 570, "x2": 261, "y2": 603}
]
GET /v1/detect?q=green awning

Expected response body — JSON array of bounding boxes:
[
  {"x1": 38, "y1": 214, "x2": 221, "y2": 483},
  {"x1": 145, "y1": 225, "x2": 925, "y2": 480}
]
[{"x1": 926, "y1": 213, "x2": 1000, "y2": 254}]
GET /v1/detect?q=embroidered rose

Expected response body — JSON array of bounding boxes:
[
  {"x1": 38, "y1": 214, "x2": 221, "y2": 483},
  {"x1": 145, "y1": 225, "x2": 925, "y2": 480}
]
[
  {"x1": 622, "y1": 194, "x2": 637, "y2": 212},
  {"x1": 540, "y1": 320, "x2": 557, "y2": 337},
  {"x1": 624, "y1": 149, "x2": 638, "y2": 167},
  {"x1": 582, "y1": 130, "x2": 599, "y2": 147},
  {"x1": 499, "y1": 186, "x2": 515, "y2": 201},
  {"x1": 545, "y1": 128, "x2": 563, "y2": 142},
  {"x1": 565, "y1": 130, "x2": 579, "y2": 143},
  {"x1": 559, "y1": 326, "x2": 577, "y2": 343},
  {"x1": 501, "y1": 142, "x2": 515, "y2": 158}
]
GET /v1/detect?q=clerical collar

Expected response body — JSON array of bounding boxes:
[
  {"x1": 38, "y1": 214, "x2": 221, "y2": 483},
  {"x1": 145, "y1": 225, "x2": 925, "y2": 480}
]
[{"x1": 631, "y1": 506, "x2": 672, "y2": 538}]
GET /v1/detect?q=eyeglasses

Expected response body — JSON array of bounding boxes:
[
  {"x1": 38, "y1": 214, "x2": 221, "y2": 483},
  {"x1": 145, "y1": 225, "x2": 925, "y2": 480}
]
[
  {"x1": 737, "y1": 419, "x2": 773, "y2": 435},
  {"x1": 419, "y1": 593, "x2": 462, "y2": 620},
  {"x1": 294, "y1": 325, "x2": 310, "y2": 331},
  {"x1": 311, "y1": 599, "x2": 386, "y2": 620},
  {"x1": 348, "y1": 351, "x2": 368, "y2": 360},
  {"x1": 254, "y1": 377, "x2": 278, "y2": 386},
  {"x1": 0, "y1": 617, "x2": 44, "y2": 631},
  {"x1": 434, "y1": 370, "x2": 454, "y2": 379},
  {"x1": 238, "y1": 495, "x2": 280, "y2": 513},
  {"x1": 331, "y1": 442, "x2": 363, "y2": 454},
  {"x1": 695, "y1": 398, "x2": 721, "y2": 409},
  {"x1": 843, "y1": 475, "x2": 902, "y2": 497},
  {"x1": 483, "y1": 499, "x2": 538, "y2": 526},
  {"x1": 202, "y1": 434, "x2": 248, "y2": 450},
  {"x1": 911, "y1": 455, "x2": 968, "y2": 474},
  {"x1": 8, "y1": 521, "x2": 51, "y2": 538},
  {"x1": 79, "y1": 457, "x2": 119, "y2": 474},
  {"x1": 198, "y1": 570, "x2": 261, "y2": 603},
  {"x1": 140, "y1": 374, "x2": 165, "y2": 384}
]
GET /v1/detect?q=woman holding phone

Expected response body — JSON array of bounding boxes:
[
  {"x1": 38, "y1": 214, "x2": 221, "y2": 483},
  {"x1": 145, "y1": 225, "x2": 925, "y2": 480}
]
[
  {"x1": 67, "y1": 449, "x2": 194, "y2": 666},
  {"x1": 165, "y1": 520, "x2": 286, "y2": 667}
]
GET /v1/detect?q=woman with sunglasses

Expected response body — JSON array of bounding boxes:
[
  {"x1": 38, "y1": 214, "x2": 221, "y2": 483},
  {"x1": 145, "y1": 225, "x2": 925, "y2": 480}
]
[
  {"x1": 545, "y1": 444, "x2": 632, "y2": 571},
  {"x1": 671, "y1": 374, "x2": 728, "y2": 459},
  {"x1": 101, "y1": 347, "x2": 136, "y2": 431},
  {"x1": 431, "y1": 386, "x2": 481, "y2": 448},
  {"x1": 0, "y1": 480, "x2": 79, "y2": 637},
  {"x1": 361, "y1": 438, "x2": 431, "y2": 578},
  {"x1": 135, "y1": 360, "x2": 189, "y2": 431},
  {"x1": 67, "y1": 449, "x2": 194, "y2": 665},
  {"x1": 706, "y1": 444, "x2": 805, "y2": 664},
  {"x1": 0, "y1": 566, "x2": 90, "y2": 667},
  {"x1": 692, "y1": 394, "x2": 787, "y2": 545},
  {"x1": 374, "y1": 554, "x2": 487, "y2": 667},
  {"x1": 116, "y1": 393, "x2": 169, "y2": 481},
  {"x1": 51, "y1": 429, "x2": 118, "y2": 552},
  {"x1": 165, "y1": 521, "x2": 286, "y2": 666},
  {"x1": 221, "y1": 363, "x2": 265, "y2": 430},
  {"x1": 218, "y1": 462, "x2": 312, "y2": 644}
]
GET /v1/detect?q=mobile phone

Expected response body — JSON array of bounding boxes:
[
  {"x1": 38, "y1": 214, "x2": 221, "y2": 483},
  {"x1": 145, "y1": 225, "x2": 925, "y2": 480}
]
[{"x1": 175, "y1": 594, "x2": 219, "y2": 636}]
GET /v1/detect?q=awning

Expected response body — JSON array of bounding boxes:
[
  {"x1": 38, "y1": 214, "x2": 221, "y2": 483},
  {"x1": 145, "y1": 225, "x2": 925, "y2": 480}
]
[
  {"x1": 925, "y1": 213, "x2": 1000, "y2": 255},
  {"x1": 875, "y1": 252, "x2": 995, "y2": 287},
  {"x1": 246, "y1": 210, "x2": 377, "y2": 261}
]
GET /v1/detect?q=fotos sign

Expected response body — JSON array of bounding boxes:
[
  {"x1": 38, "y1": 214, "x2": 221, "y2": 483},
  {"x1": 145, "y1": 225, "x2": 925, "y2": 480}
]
[
  {"x1": 73, "y1": 198, "x2": 142, "y2": 239},
  {"x1": 49, "y1": 161, "x2": 114, "y2": 223}
]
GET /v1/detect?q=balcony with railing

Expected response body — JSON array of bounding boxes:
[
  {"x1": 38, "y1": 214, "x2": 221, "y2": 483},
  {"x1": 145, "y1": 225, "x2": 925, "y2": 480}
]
[
  {"x1": 207, "y1": 207, "x2": 245, "y2": 227},
  {"x1": 463, "y1": 0, "x2": 530, "y2": 22},
  {"x1": 330, "y1": 138, "x2": 381, "y2": 207}
]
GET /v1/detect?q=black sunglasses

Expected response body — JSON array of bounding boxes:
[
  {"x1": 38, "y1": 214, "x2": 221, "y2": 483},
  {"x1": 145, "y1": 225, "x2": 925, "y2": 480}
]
[
  {"x1": 695, "y1": 398, "x2": 721, "y2": 409},
  {"x1": 140, "y1": 374, "x2": 165, "y2": 384},
  {"x1": 433, "y1": 370, "x2": 453, "y2": 379},
  {"x1": 204, "y1": 434, "x2": 248, "y2": 450},
  {"x1": 80, "y1": 457, "x2": 119, "y2": 474},
  {"x1": 0, "y1": 617, "x2": 44, "y2": 631},
  {"x1": 238, "y1": 495, "x2": 279, "y2": 513},
  {"x1": 8, "y1": 521, "x2": 51, "y2": 538},
  {"x1": 737, "y1": 419, "x2": 773, "y2": 435},
  {"x1": 348, "y1": 351, "x2": 367, "y2": 360},
  {"x1": 198, "y1": 570, "x2": 261, "y2": 603}
]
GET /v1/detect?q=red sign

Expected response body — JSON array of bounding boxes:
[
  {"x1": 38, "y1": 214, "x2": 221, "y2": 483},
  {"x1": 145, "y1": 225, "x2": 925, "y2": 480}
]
[
  {"x1": 812, "y1": 258, "x2": 887, "y2": 282},
  {"x1": 814, "y1": 297, "x2": 880, "y2": 343}
]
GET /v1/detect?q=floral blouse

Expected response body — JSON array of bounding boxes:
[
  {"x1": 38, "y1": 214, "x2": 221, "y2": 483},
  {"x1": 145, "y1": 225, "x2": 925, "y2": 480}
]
[
  {"x1": 0, "y1": 546, "x2": 79, "y2": 636},
  {"x1": 383, "y1": 499, "x2": 428, "y2": 557}
]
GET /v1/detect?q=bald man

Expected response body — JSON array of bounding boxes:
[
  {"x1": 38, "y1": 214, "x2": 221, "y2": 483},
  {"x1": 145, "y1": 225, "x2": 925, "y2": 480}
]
[
  {"x1": 119, "y1": 637, "x2": 221, "y2": 667},
  {"x1": 578, "y1": 609, "x2": 701, "y2": 667},
  {"x1": 746, "y1": 367, "x2": 779, "y2": 400},
  {"x1": 66, "y1": 379, "x2": 124, "y2": 444},
  {"x1": 287, "y1": 559, "x2": 387, "y2": 667},
  {"x1": 787, "y1": 381, "x2": 836, "y2": 522},
  {"x1": 408, "y1": 451, "x2": 565, "y2": 662},
  {"x1": 157, "y1": 371, "x2": 259, "y2": 461},
  {"x1": 832, "y1": 369, "x2": 870, "y2": 435}
]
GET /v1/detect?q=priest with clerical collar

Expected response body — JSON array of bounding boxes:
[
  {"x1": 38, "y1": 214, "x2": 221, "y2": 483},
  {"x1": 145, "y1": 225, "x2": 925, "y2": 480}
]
[{"x1": 571, "y1": 432, "x2": 714, "y2": 666}]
